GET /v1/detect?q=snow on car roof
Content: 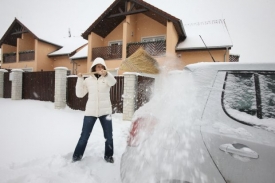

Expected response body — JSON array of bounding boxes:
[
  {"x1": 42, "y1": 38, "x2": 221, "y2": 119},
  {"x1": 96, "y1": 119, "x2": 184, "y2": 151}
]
[{"x1": 185, "y1": 62, "x2": 275, "y2": 72}]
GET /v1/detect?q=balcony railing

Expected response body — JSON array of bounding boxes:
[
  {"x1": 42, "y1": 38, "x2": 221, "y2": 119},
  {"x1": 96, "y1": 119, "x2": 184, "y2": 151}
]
[
  {"x1": 3, "y1": 52, "x2": 16, "y2": 63},
  {"x1": 19, "y1": 50, "x2": 35, "y2": 61},
  {"x1": 127, "y1": 40, "x2": 166, "y2": 57},
  {"x1": 92, "y1": 45, "x2": 122, "y2": 60}
]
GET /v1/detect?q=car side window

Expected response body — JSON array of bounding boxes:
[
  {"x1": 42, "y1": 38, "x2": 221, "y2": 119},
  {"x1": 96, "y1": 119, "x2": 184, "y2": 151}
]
[
  {"x1": 223, "y1": 73, "x2": 257, "y2": 116},
  {"x1": 222, "y1": 71, "x2": 275, "y2": 129},
  {"x1": 259, "y1": 74, "x2": 275, "y2": 119}
]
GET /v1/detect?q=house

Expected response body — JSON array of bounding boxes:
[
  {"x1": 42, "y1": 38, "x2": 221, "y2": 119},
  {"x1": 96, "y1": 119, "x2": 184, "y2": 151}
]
[
  {"x1": 48, "y1": 37, "x2": 88, "y2": 74},
  {"x1": 69, "y1": 44, "x2": 88, "y2": 74},
  {"x1": 0, "y1": 0, "x2": 233, "y2": 74},
  {"x1": 81, "y1": 0, "x2": 233, "y2": 74},
  {"x1": 0, "y1": 18, "x2": 88, "y2": 73},
  {"x1": 0, "y1": 49, "x2": 2, "y2": 68},
  {"x1": 0, "y1": 18, "x2": 62, "y2": 72}
]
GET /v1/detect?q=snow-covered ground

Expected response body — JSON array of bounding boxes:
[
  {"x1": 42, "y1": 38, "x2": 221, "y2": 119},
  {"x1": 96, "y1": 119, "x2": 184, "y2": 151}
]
[{"x1": 0, "y1": 98, "x2": 131, "y2": 183}]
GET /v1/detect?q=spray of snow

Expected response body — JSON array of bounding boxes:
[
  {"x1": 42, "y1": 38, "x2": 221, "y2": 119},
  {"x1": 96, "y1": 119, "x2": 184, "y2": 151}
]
[{"x1": 121, "y1": 59, "x2": 223, "y2": 183}]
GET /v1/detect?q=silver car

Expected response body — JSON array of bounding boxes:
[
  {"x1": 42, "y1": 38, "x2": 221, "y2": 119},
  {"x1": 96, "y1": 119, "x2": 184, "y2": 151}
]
[{"x1": 120, "y1": 62, "x2": 275, "y2": 183}]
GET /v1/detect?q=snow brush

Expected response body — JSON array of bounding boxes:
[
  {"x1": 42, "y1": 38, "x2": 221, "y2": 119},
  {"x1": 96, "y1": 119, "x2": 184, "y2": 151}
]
[{"x1": 82, "y1": 47, "x2": 160, "y2": 75}]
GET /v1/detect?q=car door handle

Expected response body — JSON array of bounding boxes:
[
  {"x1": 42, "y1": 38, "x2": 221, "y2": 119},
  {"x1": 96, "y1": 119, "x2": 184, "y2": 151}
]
[{"x1": 219, "y1": 143, "x2": 259, "y2": 159}]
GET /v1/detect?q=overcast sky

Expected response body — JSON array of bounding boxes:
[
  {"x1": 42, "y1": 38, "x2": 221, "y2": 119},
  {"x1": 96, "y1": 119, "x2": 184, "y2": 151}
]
[{"x1": 0, "y1": 0, "x2": 275, "y2": 63}]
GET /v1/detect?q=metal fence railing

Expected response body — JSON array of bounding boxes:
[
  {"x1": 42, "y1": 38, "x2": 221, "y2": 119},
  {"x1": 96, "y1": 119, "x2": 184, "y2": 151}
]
[
  {"x1": 92, "y1": 45, "x2": 122, "y2": 60},
  {"x1": 19, "y1": 50, "x2": 35, "y2": 61},
  {"x1": 3, "y1": 53, "x2": 16, "y2": 63},
  {"x1": 127, "y1": 40, "x2": 166, "y2": 57}
]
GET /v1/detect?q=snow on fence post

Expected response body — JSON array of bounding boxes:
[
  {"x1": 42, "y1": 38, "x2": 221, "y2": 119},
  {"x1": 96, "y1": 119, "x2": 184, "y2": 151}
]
[
  {"x1": 54, "y1": 67, "x2": 68, "y2": 109},
  {"x1": 0, "y1": 69, "x2": 8, "y2": 98},
  {"x1": 123, "y1": 72, "x2": 138, "y2": 121},
  {"x1": 11, "y1": 69, "x2": 24, "y2": 100}
]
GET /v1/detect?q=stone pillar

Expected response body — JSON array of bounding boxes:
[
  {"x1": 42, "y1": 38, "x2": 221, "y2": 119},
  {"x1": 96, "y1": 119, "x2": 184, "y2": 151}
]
[
  {"x1": 11, "y1": 69, "x2": 24, "y2": 100},
  {"x1": 54, "y1": 67, "x2": 68, "y2": 109},
  {"x1": 123, "y1": 72, "x2": 138, "y2": 121},
  {"x1": 0, "y1": 69, "x2": 8, "y2": 98}
]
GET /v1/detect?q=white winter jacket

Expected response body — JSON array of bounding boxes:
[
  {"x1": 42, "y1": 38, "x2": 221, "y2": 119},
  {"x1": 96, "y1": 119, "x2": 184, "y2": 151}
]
[{"x1": 75, "y1": 58, "x2": 117, "y2": 117}]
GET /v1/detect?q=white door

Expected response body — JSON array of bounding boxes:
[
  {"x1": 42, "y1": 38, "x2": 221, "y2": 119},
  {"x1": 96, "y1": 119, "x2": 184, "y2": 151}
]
[{"x1": 201, "y1": 71, "x2": 275, "y2": 183}]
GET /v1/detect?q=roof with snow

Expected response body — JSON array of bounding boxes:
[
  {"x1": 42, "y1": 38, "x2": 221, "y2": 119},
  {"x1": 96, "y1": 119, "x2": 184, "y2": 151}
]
[
  {"x1": 69, "y1": 44, "x2": 88, "y2": 60},
  {"x1": 176, "y1": 19, "x2": 233, "y2": 51},
  {"x1": 0, "y1": 18, "x2": 63, "y2": 47},
  {"x1": 82, "y1": 0, "x2": 186, "y2": 42},
  {"x1": 48, "y1": 37, "x2": 87, "y2": 57},
  {"x1": 0, "y1": 18, "x2": 85, "y2": 49}
]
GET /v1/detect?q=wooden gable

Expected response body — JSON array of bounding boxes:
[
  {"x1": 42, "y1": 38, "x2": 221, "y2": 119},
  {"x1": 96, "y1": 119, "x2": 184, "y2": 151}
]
[
  {"x1": 82, "y1": 0, "x2": 186, "y2": 42},
  {"x1": 0, "y1": 18, "x2": 37, "y2": 47}
]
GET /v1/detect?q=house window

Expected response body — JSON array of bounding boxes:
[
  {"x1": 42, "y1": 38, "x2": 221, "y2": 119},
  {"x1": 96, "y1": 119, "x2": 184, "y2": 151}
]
[
  {"x1": 22, "y1": 68, "x2": 33, "y2": 72},
  {"x1": 109, "y1": 41, "x2": 122, "y2": 46},
  {"x1": 109, "y1": 41, "x2": 122, "y2": 55},
  {"x1": 141, "y1": 36, "x2": 166, "y2": 42}
]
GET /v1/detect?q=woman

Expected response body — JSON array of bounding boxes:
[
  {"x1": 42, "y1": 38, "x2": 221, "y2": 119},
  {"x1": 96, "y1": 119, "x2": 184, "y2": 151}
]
[{"x1": 72, "y1": 57, "x2": 117, "y2": 163}]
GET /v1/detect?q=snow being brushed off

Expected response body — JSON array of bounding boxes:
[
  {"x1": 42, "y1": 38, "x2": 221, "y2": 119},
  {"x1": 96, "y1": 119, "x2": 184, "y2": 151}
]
[{"x1": 0, "y1": 98, "x2": 131, "y2": 183}]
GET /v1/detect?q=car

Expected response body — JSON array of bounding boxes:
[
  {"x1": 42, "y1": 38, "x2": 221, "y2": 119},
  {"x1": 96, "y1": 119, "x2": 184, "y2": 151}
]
[{"x1": 120, "y1": 62, "x2": 275, "y2": 183}]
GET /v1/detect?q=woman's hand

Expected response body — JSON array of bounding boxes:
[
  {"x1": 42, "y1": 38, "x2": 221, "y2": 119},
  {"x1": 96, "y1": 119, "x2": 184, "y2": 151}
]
[
  {"x1": 98, "y1": 70, "x2": 107, "y2": 77},
  {"x1": 77, "y1": 73, "x2": 83, "y2": 77}
]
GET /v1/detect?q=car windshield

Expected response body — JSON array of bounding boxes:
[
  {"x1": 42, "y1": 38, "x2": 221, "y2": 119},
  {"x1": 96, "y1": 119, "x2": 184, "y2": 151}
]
[{"x1": 223, "y1": 72, "x2": 275, "y2": 133}]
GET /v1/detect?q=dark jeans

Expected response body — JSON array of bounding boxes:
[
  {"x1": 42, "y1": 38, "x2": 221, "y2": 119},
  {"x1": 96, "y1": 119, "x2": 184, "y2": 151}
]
[{"x1": 73, "y1": 115, "x2": 113, "y2": 161}]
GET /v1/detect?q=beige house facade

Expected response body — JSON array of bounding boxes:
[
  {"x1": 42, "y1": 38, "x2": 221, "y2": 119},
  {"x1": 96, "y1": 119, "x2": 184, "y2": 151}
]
[
  {"x1": 0, "y1": 19, "x2": 62, "y2": 72},
  {"x1": 0, "y1": 19, "x2": 88, "y2": 73},
  {"x1": 81, "y1": 0, "x2": 233, "y2": 74},
  {"x1": 0, "y1": 1, "x2": 233, "y2": 74}
]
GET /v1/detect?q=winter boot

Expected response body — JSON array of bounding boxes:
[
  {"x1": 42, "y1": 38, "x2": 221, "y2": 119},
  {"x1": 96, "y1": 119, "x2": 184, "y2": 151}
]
[
  {"x1": 104, "y1": 156, "x2": 114, "y2": 163},
  {"x1": 72, "y1": 155, "x2": 82, "y2": 162}
]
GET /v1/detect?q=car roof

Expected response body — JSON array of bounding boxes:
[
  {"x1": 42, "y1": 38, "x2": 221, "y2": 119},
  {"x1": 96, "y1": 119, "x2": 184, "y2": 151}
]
[{"x1": 185, "y1": 62, "x2": 275, "y2": 72}]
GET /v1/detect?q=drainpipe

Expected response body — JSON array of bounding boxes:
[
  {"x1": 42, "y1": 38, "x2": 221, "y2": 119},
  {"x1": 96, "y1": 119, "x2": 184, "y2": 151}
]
[
  {"x1": 224, "y1": 47, "x2": 228, "y2": 62},
  {"x1": 71, "y1": 59, "x2": 78, "y2": 75},
  {"x1": 73, "y1": 60, "x2": 78, "y2": 75},
  {"x1": 69, "y1": 54, "x2": 78, "y2": 75}
]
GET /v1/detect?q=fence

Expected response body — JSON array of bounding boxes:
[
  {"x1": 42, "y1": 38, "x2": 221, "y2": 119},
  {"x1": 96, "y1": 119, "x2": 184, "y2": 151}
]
[
  {"x1": 22, "y1": 71, "x2": 55, "y2": 101},
  {"x1": 67, "y1": 77, "x2": 88, "y2": 111},
  {"x1": 110, "y1": 76, "x2": 124, "y2": 113},
  {"x1": 3, "y1": 72, "x2": 11, "y2": 98},
  {"x1": 1, "y1": 70, "x2": 155, "y2": 118},
  {"x1": 136, "y1": 76, "x2": 155, "y2": 110}
]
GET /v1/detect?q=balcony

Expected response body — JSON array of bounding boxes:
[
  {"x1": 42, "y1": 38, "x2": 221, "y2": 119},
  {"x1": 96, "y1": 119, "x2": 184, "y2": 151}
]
[
  {"x1": 92, "y1": 45, "x2": 122, "y2": 60},
  {"x1": 19, "y1": 50, "x2": 35, "y2": 61},
  {"x1": 127, "y1": 40, "x2": 166, "y2": 57},
  {"x1": 3, "y1": 52, "x2": 16, "y2": 63}
]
